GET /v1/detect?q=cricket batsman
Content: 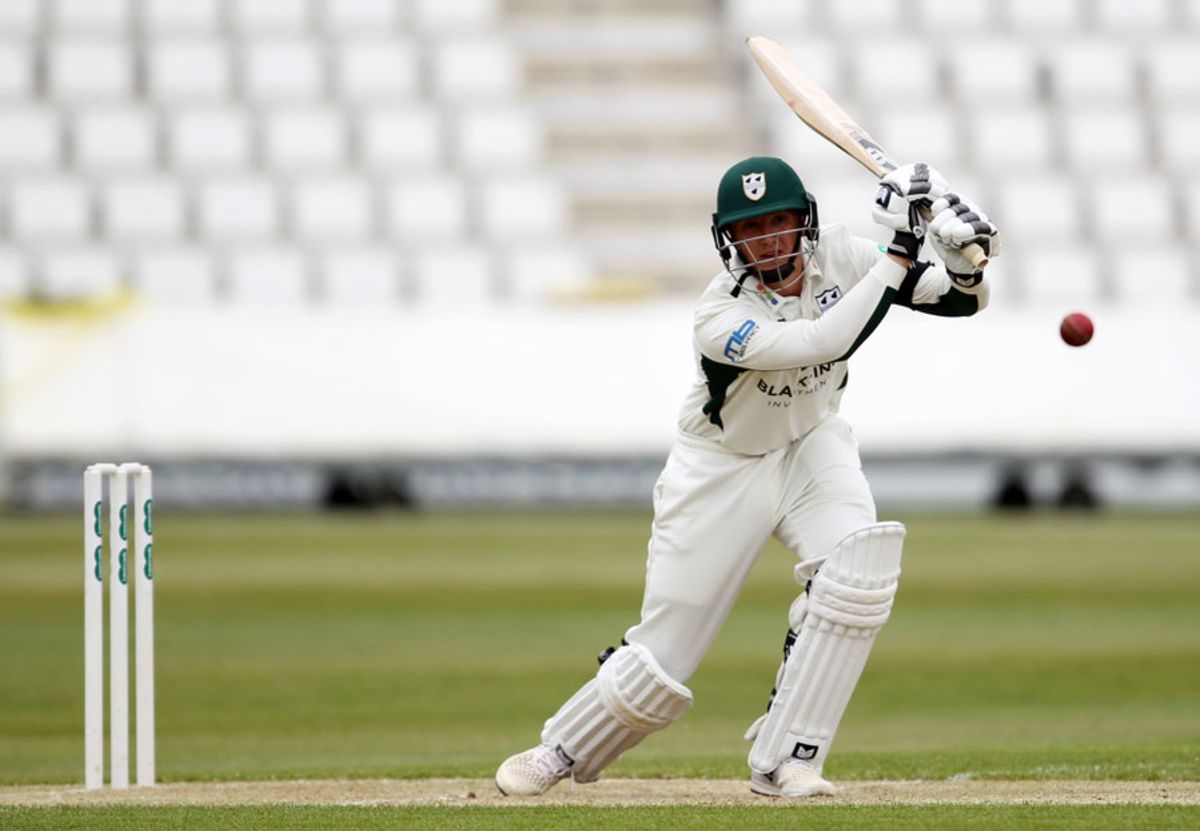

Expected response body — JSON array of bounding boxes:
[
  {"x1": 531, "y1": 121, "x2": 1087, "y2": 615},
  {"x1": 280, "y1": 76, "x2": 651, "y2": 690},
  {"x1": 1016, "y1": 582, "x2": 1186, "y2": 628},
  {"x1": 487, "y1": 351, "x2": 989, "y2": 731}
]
[{"x1": 496, "y1": 157, "x2": 1000, "y2": 798}]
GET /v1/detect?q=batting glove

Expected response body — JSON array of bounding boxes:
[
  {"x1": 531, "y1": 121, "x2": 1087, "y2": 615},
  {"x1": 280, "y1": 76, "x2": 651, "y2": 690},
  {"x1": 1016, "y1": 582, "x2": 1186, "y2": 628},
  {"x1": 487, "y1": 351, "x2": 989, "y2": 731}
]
[
  {"x1": 928, "y1": 193, "x2": 1001, "y2": 288},
  {"x1": 871, "y1": 162, "x2": 949, "y2": 260}
]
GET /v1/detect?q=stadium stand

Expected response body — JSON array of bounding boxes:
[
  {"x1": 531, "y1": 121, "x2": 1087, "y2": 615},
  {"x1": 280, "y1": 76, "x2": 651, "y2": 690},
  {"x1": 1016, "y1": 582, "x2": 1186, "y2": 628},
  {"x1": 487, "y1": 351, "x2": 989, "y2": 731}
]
[
  {"x1": 0, "y1": 0, "x2": 1197, "y2": 509},
  {"x1": 0, "y1": 0, "x2": 1193, "y2": 304}
]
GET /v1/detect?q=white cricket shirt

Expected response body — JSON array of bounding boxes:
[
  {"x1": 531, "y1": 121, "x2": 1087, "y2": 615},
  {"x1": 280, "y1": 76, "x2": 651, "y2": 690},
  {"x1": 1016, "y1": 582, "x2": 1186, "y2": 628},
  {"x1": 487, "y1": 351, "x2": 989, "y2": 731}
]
[{"x1": 677, "y1": 224, "x2": 984, "y2": 455}]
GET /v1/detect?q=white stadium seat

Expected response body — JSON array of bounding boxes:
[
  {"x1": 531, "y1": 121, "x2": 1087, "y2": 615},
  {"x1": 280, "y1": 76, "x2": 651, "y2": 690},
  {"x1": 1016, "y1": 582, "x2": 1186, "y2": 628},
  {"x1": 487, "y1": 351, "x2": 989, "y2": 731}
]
[
  {"x1": 480, "y1": 177, "x2": 567, "y2": 240},
  {"x1": 47, "y1": 37, "x2": 133, "y2": 102},
  {"x1": 502, "y1": 247, "x2": 593, "y2": 303},
  {"x1": 359, "y1": 107, "x2": 442, "y2": 170},
  {"x1": 873, "y1": 106, "x2": 961, "y2": 169},
  {"x1": 141, "y1": 0, "x2": 220, "y2": 33},
  {"x1": 101, "y1": 177, "x2": 185, "y2": 244},
  {"x1": 0, "y1": 43, "x2": 34, "y2": 99},
  {"x1": 1180, "y1": 174, "x2": 1200, "y2": 241},
  {"x1": 0, "y1": 1, "x2": 41, "y2": 34},
  {"x1": 993, "y1": 175, "x2": 1082, "y2": 243},
  {"x1": 455, "y1": 106, "x2": 542, "y2": 169},
  {"x1": 9, "y1": 176, "x2": 91, "y2": 242},
  {"x1": 1161, "y1": 111, "x2": 1200, "y2": 170},
  {"x1": 851, "y1": 40, "x2": 940, "y2": 102},
  {"x1": 1045, "y1": 40, "x2": 1136, "y2": 103},
  {"x1": 147, "y1": 38, "x2": 232, "y2": 102},
  {"x1": 333, "y1": 37, "x2": 420, "y2": 103},
  {"x1": 0, "y1": 248, "x2": 29, "y2": 299},
  {"x1": 916, "y1": 0, "x2": 993, "y2": 29},
  {"x1": 412, "y1": 248, "x2": 494, "y2": 306},
  {"x1": 229, "y1": 0, "x2": 311, "y2": 34},
  {"x1": 1145, "y1": 41, "x2": 1200, "y2": 103},
  {"x1": 1095, "y1": 0, "x2": 1171, "y2": 31},
  {"x1": 196, "y1": 176, "x2": 280, "y2": 243},
  {"x1": 1182, "y1": 176, "x2": 1200, "y2": 241},
  {"x1": 947, "y1": 39, "x2": 1039, "y2": 103},
  {"x1": 53, "y1": 0, "x2": 130, "y2": 32},
  {"x1": 131, "y1": 247, "x2": 216, "y2": 303},
  {"x1": 318, "y1": 247, "x2": 400, "y2": 304},
  {"x1": 965, "y1": 106, "x2": 1054, "y2": 170},
  {"x1": 0, "y1": 108, "x2": 61, "y2": 171},
  {"x1": 320, "y1": 0, "x2": 404, "y2": 34},
  {"x1": 433, "y1": 37, "x2": 520, "y2": 101},
  {"x1": 227, "y1": 245, "x2": 310, "y2": 305},
  {"x1": 725, "y1": 0, "x2": 813, "y2": 29},
  {"x1": 1109, "y1": 246, "x2": 1194, "y2": 306},
  {"x1": 242, "y1": 38, "x2": 325, "y2": 102},
  {"x1": 262, "y1": 106, "x2": 347, "y2": 171},
  {"x1": 826, "y1": 0, "x2": 902, "y2": 31},
  {"x1": 291, "y1": 175, "x2": 373, "y2": 242},
  {"x1": 168, "y1": 106, "x2": 252, "y2": 172},
  {"x1": 939, "y1": 172, "x2": 986, "y2": 211},
  {"x1": 1021, "y1": 246, "x2": 1105, "y2": 306},
  {"x1": 1088, "y1": 176, "x2": 1173, "y2": 243},
  {"x1": 414, "y1": 0, "x2": 497, "y2": 31},
  {"x1": 967, "y1": 246, "x2": 1017, "y2": 308},
  {"x1": 41, "y1": 247, "x2": 122, "y2": 301},
  {"x1": 1007, "y1": 0, "x2": 1083, "y2": 31},
  {"x1": 387, "y1": 177, "x2": 466, "y2": 240},
  {"x1": 73, "y1": 107, "x2": 158, "y2": 172},
  {"x1": 803, "y1": 175, "x2": 879, "y2": 242},
  {"x1": 1062, "y1": 108, "x2": 1147, "y2": 171}
]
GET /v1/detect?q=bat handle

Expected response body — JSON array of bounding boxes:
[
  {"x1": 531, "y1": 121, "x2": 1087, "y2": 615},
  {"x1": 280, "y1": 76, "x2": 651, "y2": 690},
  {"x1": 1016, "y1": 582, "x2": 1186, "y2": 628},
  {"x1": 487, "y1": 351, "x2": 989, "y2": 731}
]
[
  {"x1": 917, "y1": 204, "x2": 989, "y2": 270},
  {"x1": 963, "y1": 242, "x2": 989, "y2": 270}
]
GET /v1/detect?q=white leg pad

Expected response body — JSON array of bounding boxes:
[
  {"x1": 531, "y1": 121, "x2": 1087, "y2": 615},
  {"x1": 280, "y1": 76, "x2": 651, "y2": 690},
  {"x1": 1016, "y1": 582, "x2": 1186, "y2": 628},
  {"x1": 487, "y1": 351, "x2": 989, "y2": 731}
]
[
  {"x1": 542, "y1": 643, "x2": 693, "y2": 782},
  {"x1": 748, "y1": 522, "x2": 904, "y2": 775}
]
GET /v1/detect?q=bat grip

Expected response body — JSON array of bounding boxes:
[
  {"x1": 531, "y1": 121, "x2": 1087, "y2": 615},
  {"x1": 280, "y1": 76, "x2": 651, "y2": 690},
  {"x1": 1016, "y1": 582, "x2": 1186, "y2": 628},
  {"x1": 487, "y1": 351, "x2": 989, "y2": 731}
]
[
  {"x1": 917, "y1": 204, "x2": 989, "y2": 270},
  {"x1": 964, "y1": 242, "x2": 989, "y2": 270}
]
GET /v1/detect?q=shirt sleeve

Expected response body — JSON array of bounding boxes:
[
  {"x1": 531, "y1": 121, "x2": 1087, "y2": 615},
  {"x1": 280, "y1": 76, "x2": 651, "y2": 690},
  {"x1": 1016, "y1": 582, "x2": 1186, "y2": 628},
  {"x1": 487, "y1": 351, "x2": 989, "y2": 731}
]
[
  {"x1": 696, "y1": 257, "x2": 907, "y2": 370},
  {"x1": 894, "y1": 259, "x2": 991, "y2": 317}
]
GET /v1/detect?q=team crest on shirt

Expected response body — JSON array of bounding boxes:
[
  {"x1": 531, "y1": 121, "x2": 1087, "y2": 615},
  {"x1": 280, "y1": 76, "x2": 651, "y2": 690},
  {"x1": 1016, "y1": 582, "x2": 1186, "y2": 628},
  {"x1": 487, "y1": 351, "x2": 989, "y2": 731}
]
[
  {"x1": 815, "y1": 286, "x2": 842, "y2": 311},
  {"x1": 742, "y1": 172, "x2": 766, "y2": 201}
]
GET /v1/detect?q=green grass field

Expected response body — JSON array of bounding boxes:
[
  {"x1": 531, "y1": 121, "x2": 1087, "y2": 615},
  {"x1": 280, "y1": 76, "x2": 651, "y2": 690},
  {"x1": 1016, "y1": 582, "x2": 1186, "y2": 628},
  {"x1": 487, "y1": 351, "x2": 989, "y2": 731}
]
[{"x1": 1, "y1": 510, "x2": 1198, "y2": 829}]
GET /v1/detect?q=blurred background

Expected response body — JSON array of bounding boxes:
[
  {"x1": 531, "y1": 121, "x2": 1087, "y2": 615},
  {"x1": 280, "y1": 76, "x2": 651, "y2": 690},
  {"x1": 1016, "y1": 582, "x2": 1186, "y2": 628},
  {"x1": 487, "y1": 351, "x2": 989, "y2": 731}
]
[{"x1": 0, "y1": 0, "x2": 1197, "y2": 512}]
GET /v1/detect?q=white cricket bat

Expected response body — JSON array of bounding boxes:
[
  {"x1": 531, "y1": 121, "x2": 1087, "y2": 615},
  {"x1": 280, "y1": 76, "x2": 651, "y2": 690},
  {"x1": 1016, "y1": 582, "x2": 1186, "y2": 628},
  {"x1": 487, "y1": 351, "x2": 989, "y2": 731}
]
[{"x1": 746, "y1": 35, "x2": 988, "y2": 269}]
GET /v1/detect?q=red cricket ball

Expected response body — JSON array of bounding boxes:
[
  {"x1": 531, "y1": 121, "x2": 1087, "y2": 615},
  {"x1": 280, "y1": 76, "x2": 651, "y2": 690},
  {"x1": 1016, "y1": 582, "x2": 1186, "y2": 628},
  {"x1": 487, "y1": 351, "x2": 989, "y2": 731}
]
[{"x1": 1060, "y1": 312, "x2": 1094, "y2": 347}]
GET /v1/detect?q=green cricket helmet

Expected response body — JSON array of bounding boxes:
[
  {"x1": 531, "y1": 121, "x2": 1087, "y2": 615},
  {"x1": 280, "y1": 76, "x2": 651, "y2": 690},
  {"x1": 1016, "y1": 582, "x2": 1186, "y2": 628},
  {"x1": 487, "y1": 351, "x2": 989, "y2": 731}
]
[{"x1": 710, "y1": 156, "x2": 820, "y2": 274}]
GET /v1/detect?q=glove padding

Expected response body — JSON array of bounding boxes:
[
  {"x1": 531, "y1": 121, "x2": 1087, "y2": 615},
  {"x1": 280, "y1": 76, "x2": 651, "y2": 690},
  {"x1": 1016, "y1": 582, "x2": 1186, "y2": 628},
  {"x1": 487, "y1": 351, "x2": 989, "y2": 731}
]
[
  {"x1": 928, "y1": 193, "x2": 1001, "y2": 288},
  {"x1": 871, "y1": 162, "x2": 949, "y2": 236}
]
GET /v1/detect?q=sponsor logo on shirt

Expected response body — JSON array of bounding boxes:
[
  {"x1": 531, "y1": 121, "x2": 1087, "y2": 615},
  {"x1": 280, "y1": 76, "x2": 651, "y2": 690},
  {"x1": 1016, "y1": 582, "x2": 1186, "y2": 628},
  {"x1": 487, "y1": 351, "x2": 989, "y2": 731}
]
[
  {"x1": 723, "y1": 319, "x2": 758, "y2": 362},
  {"x1": 754, "y1": 282, "x2": 780, "y2": 306},
  {"x1": 756, "y1": 362, "x2": 838, "y2": 406},
  {"x1": 815, "y1": 286, "x2": 842, "y2": 312}
]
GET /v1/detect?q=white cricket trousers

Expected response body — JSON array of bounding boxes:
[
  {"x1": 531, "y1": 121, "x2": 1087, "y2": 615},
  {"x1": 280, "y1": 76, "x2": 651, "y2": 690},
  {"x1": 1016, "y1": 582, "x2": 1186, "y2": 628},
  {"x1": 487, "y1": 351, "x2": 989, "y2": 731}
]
[{"x1": 624, "y1": 415, "x2": 877, "y2": 684}]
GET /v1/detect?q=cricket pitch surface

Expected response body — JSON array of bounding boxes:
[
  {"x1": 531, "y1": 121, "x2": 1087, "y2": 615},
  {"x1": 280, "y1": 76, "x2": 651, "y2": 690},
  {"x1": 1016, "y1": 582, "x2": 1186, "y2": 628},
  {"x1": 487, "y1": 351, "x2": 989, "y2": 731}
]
[{"x1": 3, "y1": 779, "x2": 1199, "y2": 807}]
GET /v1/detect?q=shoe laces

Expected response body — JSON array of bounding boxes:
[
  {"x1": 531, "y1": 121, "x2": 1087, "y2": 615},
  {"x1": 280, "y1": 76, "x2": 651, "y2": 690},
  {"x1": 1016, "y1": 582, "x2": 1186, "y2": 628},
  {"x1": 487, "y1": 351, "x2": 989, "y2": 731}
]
[
  {"x1": 534, "y1": 745, "x2": 571, "y2": 779},
  {"x1": 779, "y1": 757, "x2": 819, "y2": 777}
]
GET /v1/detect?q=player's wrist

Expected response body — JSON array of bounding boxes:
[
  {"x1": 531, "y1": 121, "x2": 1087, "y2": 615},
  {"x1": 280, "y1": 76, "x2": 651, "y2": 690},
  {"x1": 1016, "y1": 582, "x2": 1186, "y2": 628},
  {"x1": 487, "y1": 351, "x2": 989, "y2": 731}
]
[
  {"x1": 948, "y1": 270, "x2": 983, "y2": 289},
  {"x1": 871, "y1": 255, "x2": 909, "y2": 290},
  {"x1": 886, "y1": 230, "x2": 922, "y2": 262}
]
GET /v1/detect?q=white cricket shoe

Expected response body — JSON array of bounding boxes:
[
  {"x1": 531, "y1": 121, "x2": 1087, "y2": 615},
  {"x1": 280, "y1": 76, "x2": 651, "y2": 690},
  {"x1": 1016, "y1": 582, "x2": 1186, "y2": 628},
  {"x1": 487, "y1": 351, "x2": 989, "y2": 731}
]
[
  {"x1": 750, "y1": 759, "x2": 837, "y2": 798},
  {"x1": 495, "y1": 743, "x2": 573, "y2": 796}
]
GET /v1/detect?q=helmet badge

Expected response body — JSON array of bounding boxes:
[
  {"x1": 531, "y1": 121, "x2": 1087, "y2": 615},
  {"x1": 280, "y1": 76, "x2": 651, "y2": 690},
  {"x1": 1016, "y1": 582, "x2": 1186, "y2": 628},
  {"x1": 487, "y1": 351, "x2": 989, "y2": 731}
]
[{"x1": 742, "y1": 172, "x2": 766, "y2": 201}]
